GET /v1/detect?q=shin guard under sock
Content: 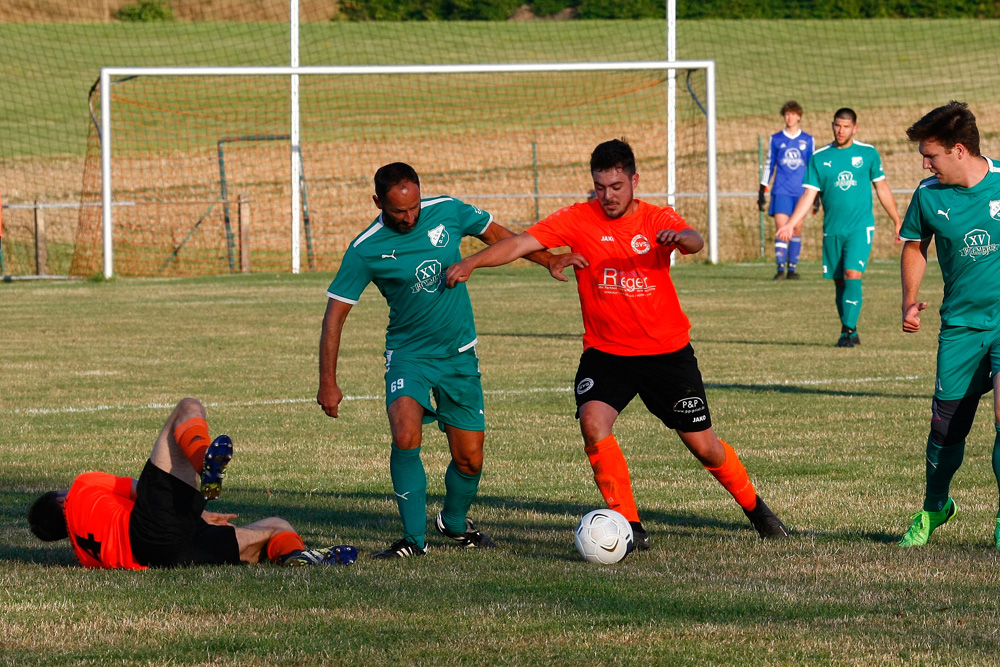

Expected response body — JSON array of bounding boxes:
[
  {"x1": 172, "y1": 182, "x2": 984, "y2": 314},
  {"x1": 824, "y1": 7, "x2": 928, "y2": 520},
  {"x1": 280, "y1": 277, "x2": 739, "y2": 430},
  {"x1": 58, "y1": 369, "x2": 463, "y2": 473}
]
[
  {"x1": 842, "y1": 278, "x2": 863, "y2": 330},
  {"x1": 173, "y1": 417, "x2": 210, "y2": 473},
  {"x1": 584, "y1": 434, "x2": 639, "y2": 523},
  {"x1": 390, "y1": 445, "x2": 427, "y2": 549},
  {"x1": 441, "y1": 461, "x2": 482, "y2": 535},
  {"x1": 924, "y1": 435, "x2": 965, "y2": 513},
  {"x1": 704, "y1": 440, "x2": 758, "y2": 511}
]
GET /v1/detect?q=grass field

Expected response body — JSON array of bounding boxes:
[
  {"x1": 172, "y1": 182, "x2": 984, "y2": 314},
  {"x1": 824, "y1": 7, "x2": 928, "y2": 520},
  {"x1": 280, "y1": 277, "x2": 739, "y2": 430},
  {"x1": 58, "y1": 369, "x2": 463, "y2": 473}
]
[{"x1": 5, "y1": 261, "x2": 1000, "y2": 665}]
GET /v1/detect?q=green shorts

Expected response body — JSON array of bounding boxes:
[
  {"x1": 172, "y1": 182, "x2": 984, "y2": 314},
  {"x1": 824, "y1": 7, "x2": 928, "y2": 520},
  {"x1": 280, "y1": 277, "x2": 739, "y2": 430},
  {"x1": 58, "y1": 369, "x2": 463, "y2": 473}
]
[
  {"x1": 822, "y1": 227, "x2": 874, "y2": 279},
  {"x1": 384, "y1": 347, "x2": 485, "y2": 432},
  {"x1": 934, "y1": 324, "x2": 1000, "y2": 401}
]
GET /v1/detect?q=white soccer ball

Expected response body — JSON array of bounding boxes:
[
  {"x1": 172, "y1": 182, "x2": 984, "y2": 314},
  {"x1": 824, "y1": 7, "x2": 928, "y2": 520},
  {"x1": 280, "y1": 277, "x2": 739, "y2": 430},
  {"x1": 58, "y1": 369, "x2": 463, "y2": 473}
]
[{"x1": 574, "y1": 509, "x2": 634, "y2": 564}]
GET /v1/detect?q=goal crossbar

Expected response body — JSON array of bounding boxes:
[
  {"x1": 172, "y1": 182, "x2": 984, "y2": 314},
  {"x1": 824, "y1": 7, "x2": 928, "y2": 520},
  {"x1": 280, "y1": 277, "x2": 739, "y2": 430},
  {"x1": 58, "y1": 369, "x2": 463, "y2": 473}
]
[{"x1": 99, "y1": 61, "x2": 717, "y2": 278}]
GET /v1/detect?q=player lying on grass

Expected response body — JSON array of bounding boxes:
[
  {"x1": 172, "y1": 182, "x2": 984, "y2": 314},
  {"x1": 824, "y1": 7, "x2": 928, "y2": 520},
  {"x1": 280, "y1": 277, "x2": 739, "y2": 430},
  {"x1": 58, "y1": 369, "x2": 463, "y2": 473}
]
[
  {"x1": 28, "y1": 397, "x2": 356, "y2": 568},
  {"x1": 446, "y1": 138, "x2": 788, "y2": 546}
]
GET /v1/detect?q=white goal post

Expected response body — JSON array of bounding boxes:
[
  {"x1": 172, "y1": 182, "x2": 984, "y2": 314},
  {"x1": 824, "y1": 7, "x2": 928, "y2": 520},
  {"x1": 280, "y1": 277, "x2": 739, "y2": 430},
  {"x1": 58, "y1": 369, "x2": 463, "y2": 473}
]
[{"x1": 98, "y1": 61, "x2": 717, "y2": 278}]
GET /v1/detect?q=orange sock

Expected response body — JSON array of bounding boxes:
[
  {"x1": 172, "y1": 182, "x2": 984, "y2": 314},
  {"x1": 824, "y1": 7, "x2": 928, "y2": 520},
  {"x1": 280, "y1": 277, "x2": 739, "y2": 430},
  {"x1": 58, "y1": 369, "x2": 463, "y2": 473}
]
[
  {"x1": 584, "y1": 434, "x2": 640, "y2": 523},
  {"x1": 266, "y1": 531, "x2": 306, "y2": 563},
  {"x1": 174, "y1": 417, "x2": 210, "y2": 473},
  {"x1": 705, "y1": 439, "x2": 757, "y2": 510}
]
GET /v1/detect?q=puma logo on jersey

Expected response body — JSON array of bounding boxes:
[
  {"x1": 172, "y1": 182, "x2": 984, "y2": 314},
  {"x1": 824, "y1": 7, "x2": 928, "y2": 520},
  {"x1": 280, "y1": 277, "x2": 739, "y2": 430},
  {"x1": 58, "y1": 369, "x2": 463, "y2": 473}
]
[
  {"x1": 823, "y1": 161, "x2": 832, "y2": 168},
  {"x1": 936, "y1": 209, "x2": 951, "y2": 220},
  {"x1": 382, "y1": 251, "x2": 397, "y2": 260},
  {"x1": 601, "y1": 235, "x2": 615, "y2": 242}
]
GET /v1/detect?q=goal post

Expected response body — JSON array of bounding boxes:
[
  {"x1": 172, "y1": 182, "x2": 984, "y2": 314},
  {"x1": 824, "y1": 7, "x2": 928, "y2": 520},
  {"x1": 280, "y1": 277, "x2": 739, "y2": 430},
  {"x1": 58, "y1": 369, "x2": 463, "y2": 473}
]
[{"x1": 94, "y1": 61, "x2": 717, "y2": 278}]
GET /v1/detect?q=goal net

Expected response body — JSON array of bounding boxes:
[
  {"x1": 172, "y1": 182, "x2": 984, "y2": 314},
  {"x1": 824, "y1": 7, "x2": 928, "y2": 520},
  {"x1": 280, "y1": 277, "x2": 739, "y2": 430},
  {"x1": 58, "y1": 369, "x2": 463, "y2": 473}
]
[{"x1": 73, "y1": 63, "x2": 715, "y2": 278}]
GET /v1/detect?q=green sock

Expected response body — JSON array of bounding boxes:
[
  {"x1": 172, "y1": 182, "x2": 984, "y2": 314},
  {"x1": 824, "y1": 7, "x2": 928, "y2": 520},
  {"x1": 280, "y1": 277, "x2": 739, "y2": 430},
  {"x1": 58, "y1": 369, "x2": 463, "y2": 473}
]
[
  {"x1": 841, "y1": 278, "x2": 863, "y2": 330},
  {"x1": 993, "y1": 426, "x2": 1000, "y2": 517},
  {"x1": 390, "y1": 445, "x2": 427, "y2": 549},
  {"x1": 924, "y1": 435, "x2": 965, "y2": 513},
  {"x1": 441, "y1": 461, "x2": 482, "y2": 535},
  {"x1": 835, "y1": 282, "x2": 845, "y2": 321}
]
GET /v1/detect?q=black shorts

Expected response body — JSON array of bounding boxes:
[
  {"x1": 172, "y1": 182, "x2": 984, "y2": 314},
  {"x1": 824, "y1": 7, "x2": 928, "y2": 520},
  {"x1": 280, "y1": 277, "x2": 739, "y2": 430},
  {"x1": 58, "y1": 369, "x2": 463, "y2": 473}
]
[
  {"x1": 573, "y1": 345, "x2": 712, "y2": 432},
  {"x1": 129, "y1": 461, "x2": 240, "y2": 568}
]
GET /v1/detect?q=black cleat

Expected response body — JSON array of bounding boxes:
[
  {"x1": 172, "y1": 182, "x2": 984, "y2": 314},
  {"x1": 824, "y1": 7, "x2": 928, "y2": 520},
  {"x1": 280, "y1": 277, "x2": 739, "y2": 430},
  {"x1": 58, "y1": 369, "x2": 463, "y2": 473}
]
[
  {"x1": 629, "y1": 521, "x2": 651, "y2": 552},
  {"x1": 372, "y1": 538, "x2": 427, "y2": 559},
  {"x1": 435, "y1": 512, "x2": 496, "y2": 549},
  {"x1": 773, "y1": 270, "x2": 786, "y2": 281},
  {"x1": 848, "y1": 331, "x2": 860, "y2": 346},
  {"x1": 835, "y1": 333, "x2": 855, "y2": 348},
  {"x1": 743, "y1": 495, "x2": 789, "y2": 539},
  {"x1": 786, "y1": 270, "x2": 801, "y2": 280}
]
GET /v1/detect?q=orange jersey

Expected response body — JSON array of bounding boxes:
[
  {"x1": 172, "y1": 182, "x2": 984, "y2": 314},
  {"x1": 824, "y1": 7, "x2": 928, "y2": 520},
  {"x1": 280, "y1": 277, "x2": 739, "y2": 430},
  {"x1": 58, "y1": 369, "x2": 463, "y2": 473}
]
[
  {"x1": 527, "y1": 199, "x2": 693, "y2": 356},
  {"x1": 64, "y1": 472, "x2": 146, "y2": 570}
]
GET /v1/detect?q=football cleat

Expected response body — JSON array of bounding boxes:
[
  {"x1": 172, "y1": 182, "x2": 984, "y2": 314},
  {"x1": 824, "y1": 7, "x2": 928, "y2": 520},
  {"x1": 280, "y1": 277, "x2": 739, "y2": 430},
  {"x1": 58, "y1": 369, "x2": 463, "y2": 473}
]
[
  {"x1": 435, "y1": 512, "x2": 496, "y2": 549},
  {"x1": 773, "y1": 270, "x2": 786, "y2": 281},
  {"x1": 372, "y1": 537, "x2": 427, "y2": 559},
  {"x1": 283, "y1": 545, "x2": 358, "y2": 567},
  {"x1": 743, "y1": 495, "x2": 789, "y2": 539},
  {"x1": 786, "y1": 270, "x2": 801, "y2": 280},
  {"x1": 899, "y1": 498, "x2": 956, "y2": 547},
  {"x1": 199, "y1": 434, "x2": 233, "y2": 500},
  {"x1": 835, "y1": 333, "x2": 855, "y2": 348},
  {"x1": 848, "y1": 331, "x2": 861, "y2": 346},
  {"x1": 628, "y1": 521, "x2": 651, "y2": 552}
]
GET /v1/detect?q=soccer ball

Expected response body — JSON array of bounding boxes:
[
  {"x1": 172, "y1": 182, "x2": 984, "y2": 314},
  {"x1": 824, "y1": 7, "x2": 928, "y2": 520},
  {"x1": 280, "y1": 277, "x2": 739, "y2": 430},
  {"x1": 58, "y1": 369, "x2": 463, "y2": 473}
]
[{"x1": 574, "y1": 509, "x2": 633, "y2": 564}]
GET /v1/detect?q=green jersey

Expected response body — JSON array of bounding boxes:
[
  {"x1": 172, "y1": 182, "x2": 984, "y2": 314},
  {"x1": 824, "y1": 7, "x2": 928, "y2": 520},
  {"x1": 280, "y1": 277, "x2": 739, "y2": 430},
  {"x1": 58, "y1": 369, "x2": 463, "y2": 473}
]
[
  {"x1": 328, "y1": 196, "x2": 493, "y2": 358},
  {"x1": 804, "y1": 140, "x2": 885, "y2": 234},
  {"x1": 900, "y1": 157, "x2": 1000, "y2": 329}
]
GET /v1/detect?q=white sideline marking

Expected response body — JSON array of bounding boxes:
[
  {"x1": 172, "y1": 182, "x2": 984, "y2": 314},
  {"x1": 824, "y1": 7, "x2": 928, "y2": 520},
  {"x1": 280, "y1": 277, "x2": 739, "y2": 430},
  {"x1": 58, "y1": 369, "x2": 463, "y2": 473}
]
[{"x1": 11, "y1": 377, "x2": 923, "y2": 416}]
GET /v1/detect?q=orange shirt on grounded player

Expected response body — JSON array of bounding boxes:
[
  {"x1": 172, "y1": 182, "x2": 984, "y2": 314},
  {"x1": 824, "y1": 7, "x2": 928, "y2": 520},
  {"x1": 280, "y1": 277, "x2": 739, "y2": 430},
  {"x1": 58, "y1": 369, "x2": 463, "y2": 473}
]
[
  {"x1": 63, "y1": 472, "x2": 146, "y2": 570},
  {"x1": 526, "y1": 199, "x2": 693, "y2": 356}
]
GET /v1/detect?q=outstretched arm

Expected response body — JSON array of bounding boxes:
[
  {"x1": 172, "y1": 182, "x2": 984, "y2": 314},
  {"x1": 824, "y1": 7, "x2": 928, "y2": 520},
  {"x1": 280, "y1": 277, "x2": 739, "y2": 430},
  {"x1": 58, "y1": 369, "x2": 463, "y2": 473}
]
[
  {"x1": 901, "y1": 239, "x2": 930, "y2": 333},
  {"x1": 447, "y1": 232, "x2": 575, "y2": 287},
  {"x1": 875, "y1": 180, "x2": 903, "y2": 243},
  {"x1": 776, "y1": 189, "x2": 819, "y2": 241},
  {"x1": 476, "y1": 222, "x2": 581, "y2": 282},
  {"x1": 317, "y1": 298, "x2": 353, "y2": 418}
]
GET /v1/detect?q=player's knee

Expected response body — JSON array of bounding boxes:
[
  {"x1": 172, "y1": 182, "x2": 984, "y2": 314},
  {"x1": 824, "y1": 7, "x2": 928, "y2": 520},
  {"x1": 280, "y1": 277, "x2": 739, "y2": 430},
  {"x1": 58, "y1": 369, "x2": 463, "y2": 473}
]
[
  {"x1": 930, "y1": 397, "x2": 976, "y2": 447},
  {"x1": 452, "y1": 455, "x2": 482, "y2": 476},
  {"x1": 175, "y1": 397, "x2": 206, "y2": 421},
  {"x1": 391, "y1": 429, "x2": 422, "y2": 450}
]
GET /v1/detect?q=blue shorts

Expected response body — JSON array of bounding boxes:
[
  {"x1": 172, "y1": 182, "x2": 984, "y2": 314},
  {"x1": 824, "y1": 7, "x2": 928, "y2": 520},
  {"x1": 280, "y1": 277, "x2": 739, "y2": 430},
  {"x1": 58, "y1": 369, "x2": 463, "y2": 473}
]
[{"x1": 769, "y1": 193, "x2": 799, "y2": 218}]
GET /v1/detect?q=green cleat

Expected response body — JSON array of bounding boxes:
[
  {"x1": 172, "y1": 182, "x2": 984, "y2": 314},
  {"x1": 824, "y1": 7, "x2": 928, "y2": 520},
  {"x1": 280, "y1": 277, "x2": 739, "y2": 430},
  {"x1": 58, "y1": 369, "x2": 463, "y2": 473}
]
[{"x1": 898, "y1": 498, "x2": 956, "y2": 547}]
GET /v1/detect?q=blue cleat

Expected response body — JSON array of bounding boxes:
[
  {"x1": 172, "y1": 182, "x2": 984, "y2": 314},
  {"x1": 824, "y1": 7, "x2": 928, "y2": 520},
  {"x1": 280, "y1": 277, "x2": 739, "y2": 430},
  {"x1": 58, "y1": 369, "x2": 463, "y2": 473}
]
[{"x1": 200, "y1": 434, "x2": 233, "y2": 500}]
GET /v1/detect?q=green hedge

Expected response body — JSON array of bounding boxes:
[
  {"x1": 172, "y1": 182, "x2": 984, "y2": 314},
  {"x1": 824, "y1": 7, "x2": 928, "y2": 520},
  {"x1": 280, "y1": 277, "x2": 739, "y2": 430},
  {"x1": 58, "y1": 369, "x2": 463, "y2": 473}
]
[
  {"x1": 115, "y1": 0, "x2": 175, "y2": 22},
  {"x1": 338, "y1": 0, "x2": 1000, "y2": 19}
]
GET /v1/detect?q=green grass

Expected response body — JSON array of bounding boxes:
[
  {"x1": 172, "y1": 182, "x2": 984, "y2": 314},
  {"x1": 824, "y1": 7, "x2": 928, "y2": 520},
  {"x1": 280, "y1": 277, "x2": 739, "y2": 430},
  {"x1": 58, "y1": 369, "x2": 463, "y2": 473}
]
[
  {"x1": 3, "y1": 19, "x2": 1000, "y2": 158},
  {"x1": 4, "y1": 261, "x2": 1000, "y2": 665}
]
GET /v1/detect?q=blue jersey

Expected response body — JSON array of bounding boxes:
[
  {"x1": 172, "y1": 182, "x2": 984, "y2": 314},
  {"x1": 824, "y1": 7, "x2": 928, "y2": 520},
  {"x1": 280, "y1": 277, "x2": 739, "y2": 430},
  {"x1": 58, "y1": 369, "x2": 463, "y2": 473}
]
[{"x1": 761, "y1": 129, "x2": 815, "y2": 198}]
